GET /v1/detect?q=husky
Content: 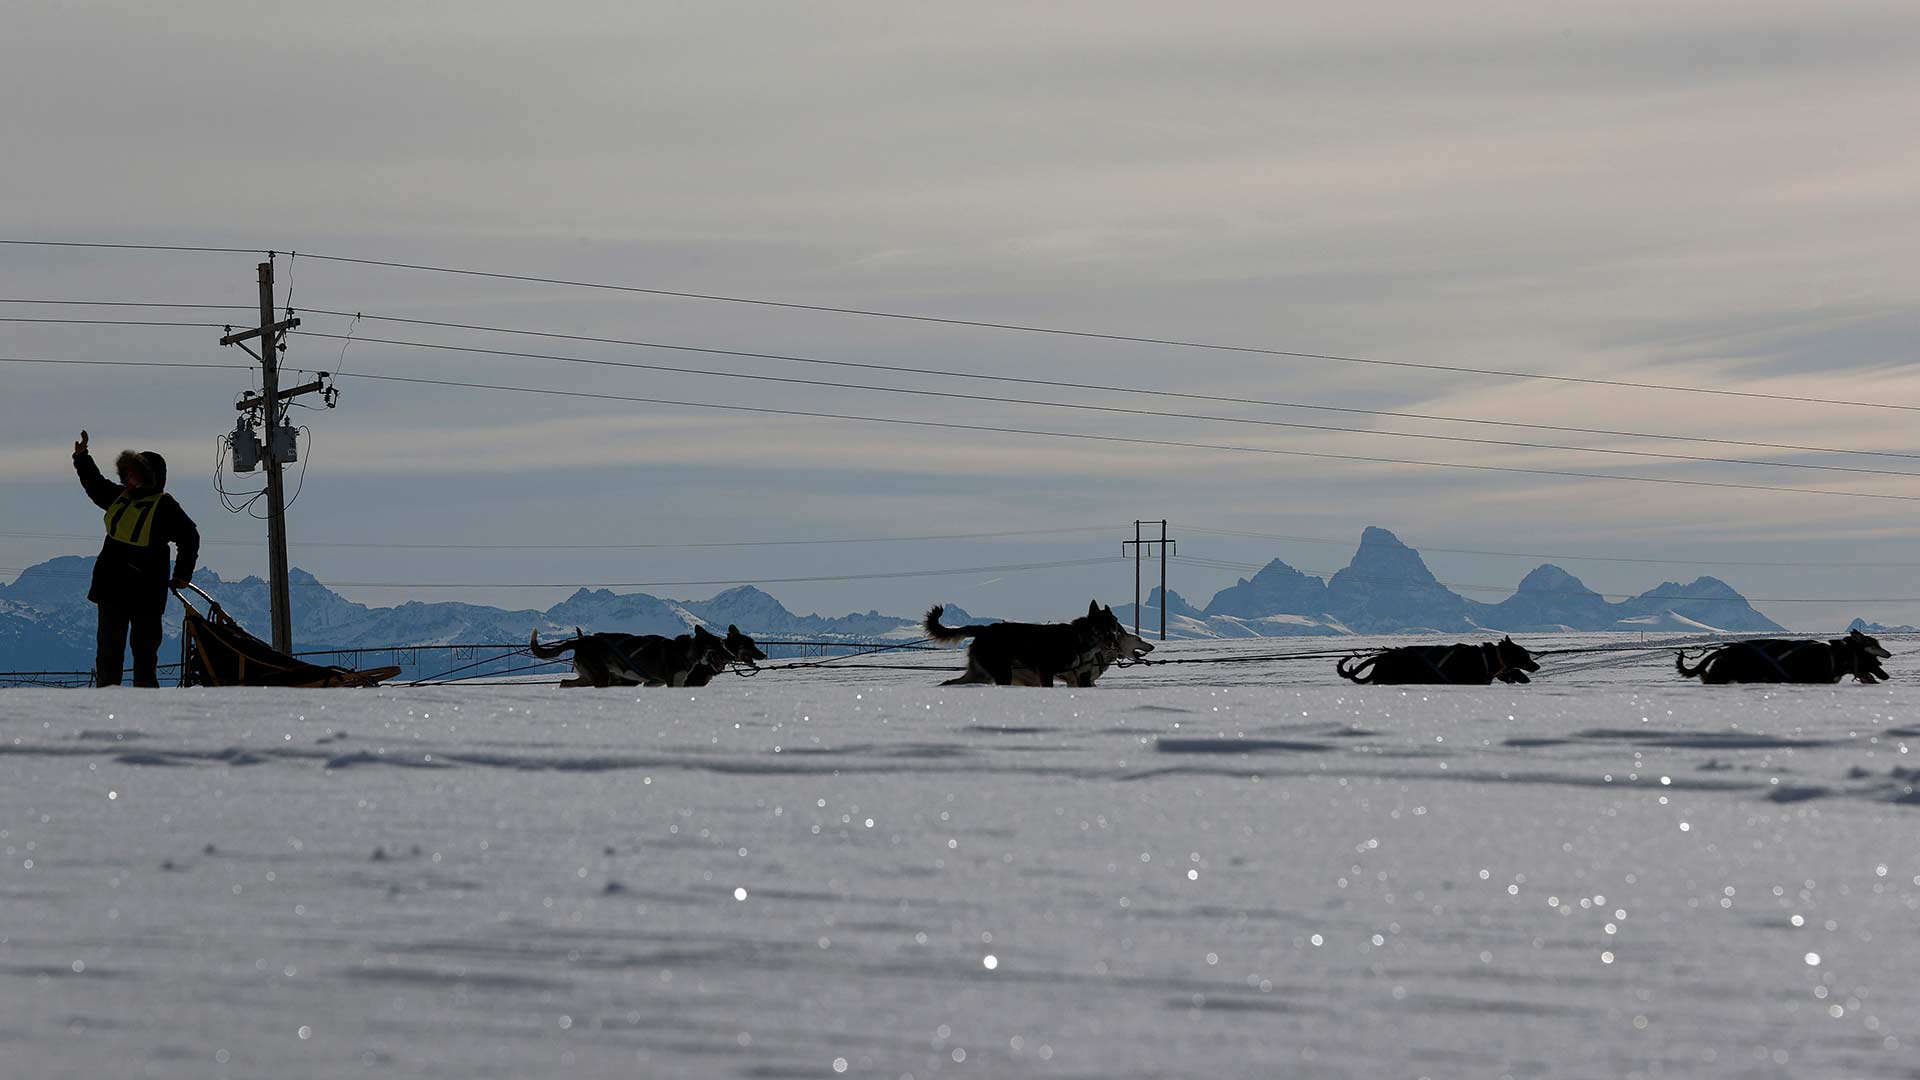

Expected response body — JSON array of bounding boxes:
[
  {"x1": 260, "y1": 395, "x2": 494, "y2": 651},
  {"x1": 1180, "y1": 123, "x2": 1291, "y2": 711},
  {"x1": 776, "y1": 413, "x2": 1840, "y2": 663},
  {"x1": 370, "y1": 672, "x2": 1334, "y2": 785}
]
[
  {"x1": 529, "y1": 624, "x2": 737, "y2": 688},
  {"x1": 1337, "y1": 637, "x2": 1541, "y2": 685},
  {"x1": 1012, "y1": 624, "x2": 1154, "y2": 687},
  {"x1": 1676, "y1": 629, "x2": 1890, "y2": 684},
  {"x1": 924, "y1": 601, "x2": 1151, "y2": 686}
]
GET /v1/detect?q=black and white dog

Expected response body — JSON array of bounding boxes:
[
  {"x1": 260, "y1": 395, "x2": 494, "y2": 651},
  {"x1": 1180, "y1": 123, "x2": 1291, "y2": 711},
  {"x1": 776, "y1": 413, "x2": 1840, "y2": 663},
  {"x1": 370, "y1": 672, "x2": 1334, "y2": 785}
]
[
  {"x1": 529, "y1": 624, "x2": 760, "y2": 688},
  {"x1": 1337, "y1": 637, "x2": 1541, "y2": 685},
  {"x1": 1676, "y1": 629, "x2": 1890, "y2": 684},
  {"x1": 924, "y1": 601, "x2": 1151, "y2": 686}
]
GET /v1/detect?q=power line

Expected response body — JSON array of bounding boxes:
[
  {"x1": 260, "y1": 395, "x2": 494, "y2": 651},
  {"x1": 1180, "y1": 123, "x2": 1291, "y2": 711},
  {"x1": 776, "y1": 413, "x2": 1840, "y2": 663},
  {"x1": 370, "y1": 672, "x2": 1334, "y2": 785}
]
[
  {"x1": 279, "y1": 308, "x2": 1920, "y2": 464},
  {"x1": 0, "y1": 356, "x2": 255, "y2": 371},
  {"x1": 16, "y1": 296, "x2": 1920, "y2": 464},
  {"x1": 10, "y1": 350, "x2": 1920, "y2": 502},
  {"x1": 0, "y1": 525, "x2": 1111, "y2": 550},
  {"x1": 274, "y1": 249, "x2": 1920, "y2": 414},
  {"x1": 290, "y1": 329, "x2": 1920, "y2": 481},
  {"x1": 1180, "y1": 525, "x2": 1920, "y2": 569},
  {"x1": 2, "y1": 556, "x2": 1124, "y2": 590},
  {"x1": 0, "y1": 240, "x2": 265, "y2": 255},
  {"x1": 327, "y1": 369, "x2": 1920, "y2": 504},
  {"x1": 324, "y1": 556, "x2": 1123, "y2": 589},
  {"x1": 0, "y1": 299, "x2": 247, "y2": 311},
  {"x1": 7, "y1": 240, "x2": 1917, "y2": 412},
  {"x1": 0, "y1": 316, "x2": 226, "y2": 328}
]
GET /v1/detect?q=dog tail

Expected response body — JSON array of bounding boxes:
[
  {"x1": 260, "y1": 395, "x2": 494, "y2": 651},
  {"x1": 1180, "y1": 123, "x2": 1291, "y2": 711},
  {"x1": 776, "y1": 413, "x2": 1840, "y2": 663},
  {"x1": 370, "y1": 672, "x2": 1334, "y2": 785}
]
[
  {"x1": 1675, "y1": 649, "x2": 1713, "y2": 679},
  {"x1": 1336, "y1": 654, "x2": 1375, "y2": 683},
  {"x1": 528, "y1": 627, "x2": 581, "y2": 660},
  {"x1": 923, "y1": 605, "x2": 982, "y2": 644}
]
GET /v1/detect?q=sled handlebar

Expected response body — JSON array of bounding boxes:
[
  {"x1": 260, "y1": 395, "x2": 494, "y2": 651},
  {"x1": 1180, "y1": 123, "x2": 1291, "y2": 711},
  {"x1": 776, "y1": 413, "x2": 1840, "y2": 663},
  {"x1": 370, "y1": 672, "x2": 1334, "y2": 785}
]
[{"x1": 171, "y1": 581, "x2": 222, "y2": 614}]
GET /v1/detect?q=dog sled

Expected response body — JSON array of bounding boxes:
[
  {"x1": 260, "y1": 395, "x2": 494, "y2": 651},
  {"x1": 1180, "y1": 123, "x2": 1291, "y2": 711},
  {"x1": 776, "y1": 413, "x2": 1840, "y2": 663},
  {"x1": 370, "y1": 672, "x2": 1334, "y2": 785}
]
[{"x1": 172, "y1": 583, "x2": 401, "y2": 688}]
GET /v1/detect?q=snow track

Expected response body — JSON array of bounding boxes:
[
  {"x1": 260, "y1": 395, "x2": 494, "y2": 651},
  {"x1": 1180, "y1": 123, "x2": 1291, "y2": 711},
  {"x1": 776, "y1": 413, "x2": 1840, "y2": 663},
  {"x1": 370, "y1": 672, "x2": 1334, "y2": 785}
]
[{"x1": 3, "y1": 637, "x2": 1916, "y2": 1077}]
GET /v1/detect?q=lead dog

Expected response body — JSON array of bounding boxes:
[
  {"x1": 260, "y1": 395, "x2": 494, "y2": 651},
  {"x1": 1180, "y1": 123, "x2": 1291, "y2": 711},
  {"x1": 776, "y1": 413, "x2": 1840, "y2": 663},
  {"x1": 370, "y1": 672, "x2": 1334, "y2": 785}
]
[
  {"x1": 1013, "y1": 624, "x2": 1154, "y2": 687},
  {"x1": 1337, "y1": 637, "x2": 1541, "y2": 685},
  {"x1": 1676, "y1": 629, "x2": 1890, "y2": 684},
  {"x1": 924, "y1": 601, "x2": 1150, "y2": 686},
  {"x1": 529, "y1": 624, "x2": 736, "y2": 688}
]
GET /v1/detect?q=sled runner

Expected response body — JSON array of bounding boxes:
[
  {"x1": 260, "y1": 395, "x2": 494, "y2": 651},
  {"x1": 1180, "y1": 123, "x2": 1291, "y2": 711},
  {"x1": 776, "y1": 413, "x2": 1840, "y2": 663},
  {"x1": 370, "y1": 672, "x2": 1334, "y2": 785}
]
[{"x1": 172, "y1": 583, "x2": 400, "y2": 688}]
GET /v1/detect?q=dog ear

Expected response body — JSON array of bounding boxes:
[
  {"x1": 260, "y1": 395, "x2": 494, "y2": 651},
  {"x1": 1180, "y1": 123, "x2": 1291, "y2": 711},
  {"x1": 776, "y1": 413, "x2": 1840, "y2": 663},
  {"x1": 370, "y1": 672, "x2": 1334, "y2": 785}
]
[
  {"x1": 729, "y1": 624, "x2": 740, "y2": 635},
  {"x1": 1088, "y1": 600, "x2": 1100, "y2": 617}
]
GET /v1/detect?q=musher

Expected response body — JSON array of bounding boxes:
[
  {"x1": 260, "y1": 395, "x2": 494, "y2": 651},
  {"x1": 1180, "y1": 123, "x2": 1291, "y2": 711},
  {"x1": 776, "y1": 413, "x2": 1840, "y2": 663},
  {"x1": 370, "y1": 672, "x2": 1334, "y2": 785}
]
[{"x1": 72, "y1": 430, "x2": 200, "y2": 687}]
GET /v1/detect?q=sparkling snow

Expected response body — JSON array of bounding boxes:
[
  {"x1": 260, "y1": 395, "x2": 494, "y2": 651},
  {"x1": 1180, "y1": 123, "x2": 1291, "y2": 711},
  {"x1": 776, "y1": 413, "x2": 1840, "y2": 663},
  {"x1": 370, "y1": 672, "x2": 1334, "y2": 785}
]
[{"x1": 2, "y1": 636, "x2": 1916, "y2": 1077}]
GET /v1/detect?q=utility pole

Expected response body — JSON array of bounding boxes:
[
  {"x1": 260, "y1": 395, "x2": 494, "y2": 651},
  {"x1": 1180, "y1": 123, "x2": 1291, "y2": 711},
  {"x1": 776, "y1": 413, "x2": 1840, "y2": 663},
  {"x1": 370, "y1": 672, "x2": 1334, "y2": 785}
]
[
  {"x1": 219, "y1": 257, "x2": 312, "y2": 653},
  {"x1": 1121, "y1": 519, "x2": 1177, "y2": 640}
]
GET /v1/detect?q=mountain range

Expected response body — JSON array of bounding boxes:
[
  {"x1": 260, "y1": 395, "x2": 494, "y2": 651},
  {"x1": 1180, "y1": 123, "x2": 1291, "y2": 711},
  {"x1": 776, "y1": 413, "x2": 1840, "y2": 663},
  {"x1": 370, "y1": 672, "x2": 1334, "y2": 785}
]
[
  {"x1": 1112, "y1": 527, "x2": 1784, "y2": 638},
  {"x1": 1, "y1": 526, "x2": 1787, "y2": 680}
]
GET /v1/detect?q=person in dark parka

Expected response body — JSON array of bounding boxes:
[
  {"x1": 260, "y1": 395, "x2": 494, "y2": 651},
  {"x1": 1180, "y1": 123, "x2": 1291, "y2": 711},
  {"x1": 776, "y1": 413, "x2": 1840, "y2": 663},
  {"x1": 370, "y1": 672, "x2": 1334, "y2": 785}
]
[{"x1": 72, "y1": 430, "x2": 199, "y2": 687}]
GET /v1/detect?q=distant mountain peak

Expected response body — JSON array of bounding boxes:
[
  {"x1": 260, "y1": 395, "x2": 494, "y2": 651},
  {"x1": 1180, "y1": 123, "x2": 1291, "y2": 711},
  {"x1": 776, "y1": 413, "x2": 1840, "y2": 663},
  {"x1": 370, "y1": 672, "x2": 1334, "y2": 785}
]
[
  {"x1": 1515, "y1": 564, "x2": 1595, "y2": 595},
  {"x1": 1146, "y1": 586, "x2": 1205, "y2": 619},
  {"x1": 1345, "y1": 526, "x2": 1439, "y2": 582}
]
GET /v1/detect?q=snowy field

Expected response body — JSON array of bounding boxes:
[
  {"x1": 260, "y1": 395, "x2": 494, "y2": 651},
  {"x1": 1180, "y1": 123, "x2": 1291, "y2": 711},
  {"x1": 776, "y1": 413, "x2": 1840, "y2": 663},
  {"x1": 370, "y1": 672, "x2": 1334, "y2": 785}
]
[{"x1": 3, "y1": 635, "x2": 1917, "y2": 1079}]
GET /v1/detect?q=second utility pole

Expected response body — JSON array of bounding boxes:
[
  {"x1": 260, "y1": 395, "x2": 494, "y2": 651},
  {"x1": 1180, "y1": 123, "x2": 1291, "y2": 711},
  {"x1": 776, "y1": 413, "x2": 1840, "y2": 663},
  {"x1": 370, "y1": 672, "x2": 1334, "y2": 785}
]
[{"x1": 1122, "y1": 520, "x2": 1176, "y2": 641}]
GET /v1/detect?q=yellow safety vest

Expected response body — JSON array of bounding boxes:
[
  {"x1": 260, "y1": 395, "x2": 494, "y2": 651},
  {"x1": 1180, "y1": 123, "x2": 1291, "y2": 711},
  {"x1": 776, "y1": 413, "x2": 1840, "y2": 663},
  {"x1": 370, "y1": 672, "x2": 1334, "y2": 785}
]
[{"x1": 104, "y1": 492, "x2": 166, "y2": 547}]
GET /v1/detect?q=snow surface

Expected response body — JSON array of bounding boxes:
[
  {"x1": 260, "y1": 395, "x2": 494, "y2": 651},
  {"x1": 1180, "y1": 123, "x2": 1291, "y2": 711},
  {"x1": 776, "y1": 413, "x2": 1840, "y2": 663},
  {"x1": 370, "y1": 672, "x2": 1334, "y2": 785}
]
[{"x1": 3, "y1": 634, "x2": 1917, "y2": 1078}]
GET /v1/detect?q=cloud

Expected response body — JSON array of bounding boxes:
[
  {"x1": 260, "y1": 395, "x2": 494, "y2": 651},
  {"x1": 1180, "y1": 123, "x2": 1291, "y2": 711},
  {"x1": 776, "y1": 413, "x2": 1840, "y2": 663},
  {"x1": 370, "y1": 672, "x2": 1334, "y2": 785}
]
[{"x1": 5, "y1": 1, "x2": 1920, "y2": 623}]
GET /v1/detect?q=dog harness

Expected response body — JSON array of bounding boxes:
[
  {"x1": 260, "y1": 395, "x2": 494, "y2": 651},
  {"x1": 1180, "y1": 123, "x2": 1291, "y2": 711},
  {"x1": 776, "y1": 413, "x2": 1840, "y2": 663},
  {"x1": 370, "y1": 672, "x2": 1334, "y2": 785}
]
[{"x1": 104, "y1": 491, "x2": 166, "y2": 547}]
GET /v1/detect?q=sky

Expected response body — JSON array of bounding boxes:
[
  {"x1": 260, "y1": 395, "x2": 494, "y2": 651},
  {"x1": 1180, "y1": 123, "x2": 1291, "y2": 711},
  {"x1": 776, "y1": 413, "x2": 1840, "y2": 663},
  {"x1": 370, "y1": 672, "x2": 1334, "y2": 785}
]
[{"x1": 3, "y1": 0, "x2": 1919, "y2": 631}]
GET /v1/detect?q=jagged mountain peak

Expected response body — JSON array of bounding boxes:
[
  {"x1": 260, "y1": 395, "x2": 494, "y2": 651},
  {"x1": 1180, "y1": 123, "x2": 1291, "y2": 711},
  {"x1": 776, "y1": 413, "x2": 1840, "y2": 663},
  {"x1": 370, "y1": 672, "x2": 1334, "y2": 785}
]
[
  {"x1": 1146, "y1": 586, "x2": 1205, "y2": 619},
  {"x1": 1203, "y1": 557, "x2": 1327, "y2": 619},
  {"x1": 1343, "y1": 526, "x2": 1441, "y2": 584}
]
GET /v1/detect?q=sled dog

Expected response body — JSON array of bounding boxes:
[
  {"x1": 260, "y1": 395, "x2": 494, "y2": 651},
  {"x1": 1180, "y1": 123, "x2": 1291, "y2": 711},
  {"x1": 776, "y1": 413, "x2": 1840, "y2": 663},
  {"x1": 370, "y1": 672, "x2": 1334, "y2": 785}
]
[
  {"x1": 1676, "y1": 629, "x2": 1890, "y2": 684},
  {"x1": 529, "y1": 624, "x2": 737, "y2": 688},
  {"x1": 924, "y1": 601, "x2": 1151, "y2": 686},
  {"x1": 1337, "y1": 637, "x2": 1541, "y2": 685}
]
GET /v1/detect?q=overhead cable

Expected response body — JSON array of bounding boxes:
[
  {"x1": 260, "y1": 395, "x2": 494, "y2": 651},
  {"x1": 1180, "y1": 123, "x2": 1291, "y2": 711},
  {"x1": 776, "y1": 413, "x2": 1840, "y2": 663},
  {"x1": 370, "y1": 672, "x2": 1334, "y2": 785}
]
[
  {"x1": 282, "y1": 310, "x2": 1920, "y2": 463},
  {"x1": 276, "y1": 249, "x2": 1920, "y2": 414},
  {"x1": 13, "y1": 296, "x2": 1918, "y2": 463},
  {"x1": 292, "y1": 329, "x2": 1920, "y2": 480},
  {"x1": 327, "y1": 369, "x2": 1920, "y2": 504},
  {"x1": 0, "y1": 525, "x2": 1112, "y2": 550},
  {"x1": 6, "y1": 352, "x2": 1919, "y2": 502},
  {"x1": 6, "y1": 239, "x2": 1915, "y2": 411}
]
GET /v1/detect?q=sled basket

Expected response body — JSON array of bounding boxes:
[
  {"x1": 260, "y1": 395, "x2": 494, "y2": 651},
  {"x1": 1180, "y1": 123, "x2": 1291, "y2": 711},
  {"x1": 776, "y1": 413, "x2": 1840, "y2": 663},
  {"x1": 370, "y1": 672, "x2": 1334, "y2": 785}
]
[{"x1": 172, "y1": 583, "x2": 400, "y2": 688}]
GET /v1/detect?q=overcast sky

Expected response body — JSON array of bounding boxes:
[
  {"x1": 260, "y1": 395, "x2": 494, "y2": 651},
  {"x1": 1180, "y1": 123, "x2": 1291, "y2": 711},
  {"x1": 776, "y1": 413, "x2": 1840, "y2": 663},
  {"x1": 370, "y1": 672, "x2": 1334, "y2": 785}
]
[{"x1": 4, "y1": 1, "x2": 1919, "y2": 630}]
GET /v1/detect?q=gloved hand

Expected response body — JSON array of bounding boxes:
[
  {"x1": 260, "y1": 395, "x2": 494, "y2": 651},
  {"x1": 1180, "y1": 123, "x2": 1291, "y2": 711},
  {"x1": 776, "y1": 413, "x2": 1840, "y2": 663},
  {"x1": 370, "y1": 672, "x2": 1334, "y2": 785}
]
[{"x1": 73, "y1": 430, "x2": 88, "y2": 457}]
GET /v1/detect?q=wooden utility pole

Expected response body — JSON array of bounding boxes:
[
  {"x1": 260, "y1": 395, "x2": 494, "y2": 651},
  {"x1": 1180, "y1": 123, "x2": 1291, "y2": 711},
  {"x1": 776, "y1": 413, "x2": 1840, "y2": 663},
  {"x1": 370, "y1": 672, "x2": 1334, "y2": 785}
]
[
  {"x1": 219, "y1": 258, "x2": 302, "y2": 652},
  {"x1": 1122, "y1": 520, "x2": 1177, "y2": 640}
]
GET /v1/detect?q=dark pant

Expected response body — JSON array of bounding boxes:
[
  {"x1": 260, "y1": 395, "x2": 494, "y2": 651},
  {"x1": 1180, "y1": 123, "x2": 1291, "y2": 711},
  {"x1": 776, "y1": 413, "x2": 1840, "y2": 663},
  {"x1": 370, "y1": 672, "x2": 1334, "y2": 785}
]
[{"x1": 96, "y1": 605, "x2": 164, "y2": 688}]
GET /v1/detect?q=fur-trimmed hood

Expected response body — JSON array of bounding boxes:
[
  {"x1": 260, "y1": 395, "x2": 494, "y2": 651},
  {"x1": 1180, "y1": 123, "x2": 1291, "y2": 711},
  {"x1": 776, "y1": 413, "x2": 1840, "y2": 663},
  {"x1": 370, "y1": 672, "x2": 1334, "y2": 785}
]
[{"x1": 113, "y1": 449, "x2": 167, "y2": 491}]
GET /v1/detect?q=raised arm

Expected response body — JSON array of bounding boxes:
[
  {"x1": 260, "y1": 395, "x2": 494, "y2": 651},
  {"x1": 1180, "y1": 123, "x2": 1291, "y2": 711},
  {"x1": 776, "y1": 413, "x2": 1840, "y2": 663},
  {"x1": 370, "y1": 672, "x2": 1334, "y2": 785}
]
[{"x1": 72, "y1": 430, "x2": 121, "y2": 509}]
